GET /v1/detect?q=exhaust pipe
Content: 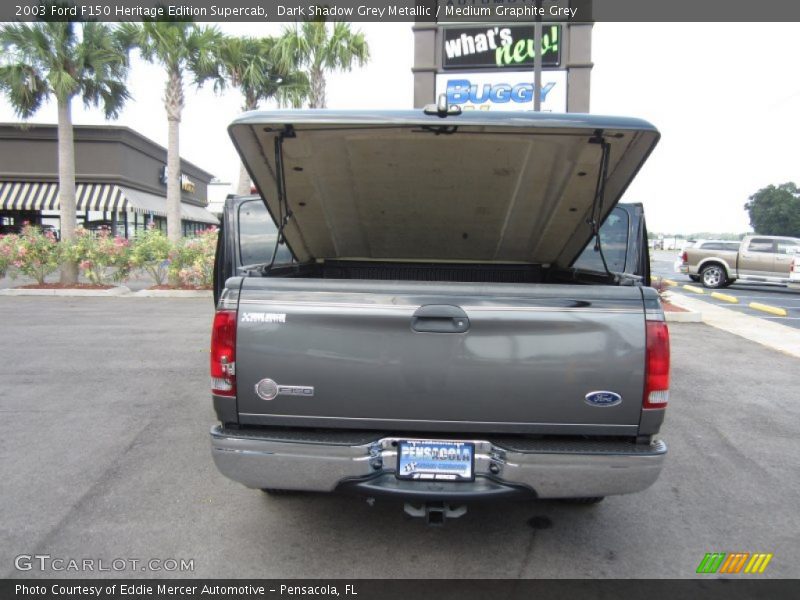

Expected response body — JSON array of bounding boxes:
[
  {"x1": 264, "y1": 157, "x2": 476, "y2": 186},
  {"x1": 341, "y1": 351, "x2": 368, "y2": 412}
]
[{"x1": 404, "y1": 501, "x2": 467, "y2": 525}]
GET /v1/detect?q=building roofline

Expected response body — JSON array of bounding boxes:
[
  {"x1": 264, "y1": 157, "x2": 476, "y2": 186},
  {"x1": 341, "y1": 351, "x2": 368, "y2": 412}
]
[{"x1": 0, "y1": 122, "x2": 215, "y2": 181}]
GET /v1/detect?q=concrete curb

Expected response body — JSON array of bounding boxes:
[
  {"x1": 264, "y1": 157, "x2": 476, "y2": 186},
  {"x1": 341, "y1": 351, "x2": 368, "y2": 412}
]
[
  {"x1": 0, "y1": 286, "x2": 212, "y2": 298},
  {"x1": 661, "y1": 292, "x2": 702, "y2": 323},
  {"x1": 668, "y1": 293, "x2": 800, "y2": 359},
  {"x1": 665, "y1": 310, "x2": 702, "y2": 323},
  {"x1": 132, "y1": 289, "x2": 212, "y2": 298},
  {"x1": 0, "y1": 286, "x2": 131, "y2": 297}
]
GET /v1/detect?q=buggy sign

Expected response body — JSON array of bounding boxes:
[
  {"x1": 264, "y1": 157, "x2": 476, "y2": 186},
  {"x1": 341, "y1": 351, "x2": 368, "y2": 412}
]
[{"x1": 435, "y1": 71, "x2": 567, "y2": 112}]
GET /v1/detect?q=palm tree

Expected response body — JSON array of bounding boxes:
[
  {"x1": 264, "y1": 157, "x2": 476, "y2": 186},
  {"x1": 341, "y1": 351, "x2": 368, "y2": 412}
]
[
  {"x1": 275, "y1": 20, "x2": 369, "y2": 109},
  {"x1": 212, "y1": 35, "x2": 310, "y2": 195},
  {"x1": 119, "y1": 21, "x2": 221, "y2": 242},
  {"x1": 0, "y1": 19, "x2": 130, "y2": 284}
]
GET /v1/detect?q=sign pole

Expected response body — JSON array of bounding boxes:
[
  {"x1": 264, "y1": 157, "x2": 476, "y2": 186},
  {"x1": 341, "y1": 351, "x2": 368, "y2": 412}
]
[{"x1": 534, "y1": 0, "x2": 543, "y2": 111}]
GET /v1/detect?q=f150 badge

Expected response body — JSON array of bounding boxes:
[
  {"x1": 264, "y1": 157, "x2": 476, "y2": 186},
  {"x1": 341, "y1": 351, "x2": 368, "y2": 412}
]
[
  {"x1": 584, "y1": 391, "x2": 622, "y2": 407},
  {"x1": 255, "y1": 378, "x2": 314, "y2": 401}
]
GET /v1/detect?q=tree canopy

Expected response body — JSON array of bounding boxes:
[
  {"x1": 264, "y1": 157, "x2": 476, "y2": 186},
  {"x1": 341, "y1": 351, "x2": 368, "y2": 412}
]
[
  {"x1": 0, "y1": 20, "x2": 130, "y2": 119},
  {"x1": 744, "y1": 182, "x2": 800, "y2": 237},
  {"x1": 276, "y1": 20, "x2": 369, "y2": 108},
  {"x1": 212, "y1": 35, "x2": 309, "y2": 111}
]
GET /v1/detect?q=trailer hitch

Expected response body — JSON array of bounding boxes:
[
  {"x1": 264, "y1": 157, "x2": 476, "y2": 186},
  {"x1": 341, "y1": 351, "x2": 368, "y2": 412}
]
[{"x1": 403, "y1": 501, "x2": 467, "y2": 526}]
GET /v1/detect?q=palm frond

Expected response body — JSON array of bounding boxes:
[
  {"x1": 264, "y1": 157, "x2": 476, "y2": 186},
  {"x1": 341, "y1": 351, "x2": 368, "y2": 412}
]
[
  {"x1": 0, "y1": 17, "x2": 130, "y2": 119},
  {"x1": 0, "y1": 64, "x2": 48, "y2": 118}
]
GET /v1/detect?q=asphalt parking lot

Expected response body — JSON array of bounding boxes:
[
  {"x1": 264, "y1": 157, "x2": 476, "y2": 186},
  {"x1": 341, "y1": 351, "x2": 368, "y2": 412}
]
[
  {"x1": 651, "y1": 250, "x2": 800, "y2": 330},
  {"x1": 0, "y1": 297, "x2": 798, "y2": 579}
]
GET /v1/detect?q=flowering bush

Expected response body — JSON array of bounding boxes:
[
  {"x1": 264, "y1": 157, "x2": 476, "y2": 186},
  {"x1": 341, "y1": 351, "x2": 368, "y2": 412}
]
[
  {"x1": 130, "y1": 226, "x2": 172, "y2": 286},
  {"x1": 0, "y1": 234, "x2": 16, "y2": 278},
  {"x1": 2, "y1": 225, "x2": 218, "y2": 288},
  {"x1": 4, "y1": 224, "x2": 62, "y2": 285},
  {"x1": 67, "y1": 227, "x2": 132, "y2": 285},
  {"x1": 168, "y1": 228, "x2": 218, "y2": 288}
]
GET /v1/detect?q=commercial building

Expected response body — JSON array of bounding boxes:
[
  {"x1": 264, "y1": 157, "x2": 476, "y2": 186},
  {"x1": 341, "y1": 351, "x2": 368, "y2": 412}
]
[
  {"x1": 0, "y1": 123, "x2": 218, "y2": 237},
  {"x1": 412, "y1": 21, "x2": 592, "y2": 112}
]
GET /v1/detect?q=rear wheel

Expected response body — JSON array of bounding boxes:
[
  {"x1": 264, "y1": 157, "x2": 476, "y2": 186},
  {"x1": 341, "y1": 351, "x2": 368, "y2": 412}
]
[
  {"x1": 560, "y1": 496, "x2": 605, "y2": 505},
  {"x1": 700, "y1": 264, "x2": 727, "y2": 289}
]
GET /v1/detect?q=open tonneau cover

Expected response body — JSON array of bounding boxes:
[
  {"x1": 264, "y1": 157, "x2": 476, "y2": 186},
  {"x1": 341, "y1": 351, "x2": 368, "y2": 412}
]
[{"x1": 228, "y1": 110, "x2": 659, "y2": 268}]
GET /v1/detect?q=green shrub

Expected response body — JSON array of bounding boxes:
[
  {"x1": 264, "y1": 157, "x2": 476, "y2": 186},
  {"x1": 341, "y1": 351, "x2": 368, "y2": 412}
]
[
  {"x1": 67, "y1": 227, "x2": 132, "y2": 285},
  {"x1": 168, "y1": 228, "x2": 218, "y2": 288},
  {"x1": 6, "y1": 224, "x2": 62, "y2": 285},
  {"x1": 130, "y1": 226, "x2": 172, "y2": 285},
  {"x1": 0, "y1": 233, "x2": 16, "y2": 278}
]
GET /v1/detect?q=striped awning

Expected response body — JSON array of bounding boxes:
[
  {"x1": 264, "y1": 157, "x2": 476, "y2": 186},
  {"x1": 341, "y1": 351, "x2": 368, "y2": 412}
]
[
  {"x1": 118, "y1": 186, "x2": 167, "y2": 217},
  {"x1": 1, "y1": 181, "x2": 217, "y2": 224},
  {"x1": 0, "y1": 182, "x2": 58, "y2": 210},
  {"x1": 79, "y1": 184, "x2": 126, "y2": 211},
  {"x1": 181, "y1": 202, "x2": 219, "y2": 225},
  {"x1": 0, "y1": 182, "x2": 126, "y2": 212}
]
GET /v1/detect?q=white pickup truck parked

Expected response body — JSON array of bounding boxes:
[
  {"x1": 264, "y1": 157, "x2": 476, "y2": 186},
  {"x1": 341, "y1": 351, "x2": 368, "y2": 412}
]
[
  {"x1": 680, "y1": 235, "x2": 800, "y2": 288},
  {"x1": 790, "y1": 255, "x2": 800, "y2": 290}
]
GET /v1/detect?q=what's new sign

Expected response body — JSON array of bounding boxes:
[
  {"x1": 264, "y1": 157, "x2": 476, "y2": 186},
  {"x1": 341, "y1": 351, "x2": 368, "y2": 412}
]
[{"x1": 443, "y1": 25, "x2": 562, "y2": 70}]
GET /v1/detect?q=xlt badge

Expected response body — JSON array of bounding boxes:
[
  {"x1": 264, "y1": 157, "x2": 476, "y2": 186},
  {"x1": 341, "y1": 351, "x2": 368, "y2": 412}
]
[{"x1": 241, "y1": 312, "x2": 286, "y2": 324}]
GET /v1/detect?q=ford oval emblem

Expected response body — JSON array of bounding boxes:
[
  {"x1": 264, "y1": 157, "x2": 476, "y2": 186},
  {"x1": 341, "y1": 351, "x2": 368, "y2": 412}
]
[{"x1": 584, "y1": 391, "x2": 623, "y2": 407}]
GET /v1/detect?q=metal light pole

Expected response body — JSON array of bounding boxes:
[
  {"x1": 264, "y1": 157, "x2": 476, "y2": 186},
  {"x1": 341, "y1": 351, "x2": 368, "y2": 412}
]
[{"x1": 534, "y1": 0, "x2": 543, "y2": 111}]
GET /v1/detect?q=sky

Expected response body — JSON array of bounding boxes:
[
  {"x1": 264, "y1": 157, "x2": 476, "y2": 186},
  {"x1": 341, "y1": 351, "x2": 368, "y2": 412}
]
[{"x1": 1, "y1": 22, "x2": 799, "y2": 234}]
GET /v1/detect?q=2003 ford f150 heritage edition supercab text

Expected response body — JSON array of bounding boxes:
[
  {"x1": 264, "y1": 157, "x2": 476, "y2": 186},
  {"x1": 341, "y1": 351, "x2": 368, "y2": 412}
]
[{"x1": 209, "y1": 108, "x2": 669, "y2": 522}]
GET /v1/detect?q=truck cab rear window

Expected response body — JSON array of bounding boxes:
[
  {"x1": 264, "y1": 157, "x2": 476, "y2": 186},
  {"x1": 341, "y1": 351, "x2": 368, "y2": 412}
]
[
  {"x1": 572, "y1": 207, "x2": 629, "y2": 273},
  {"x1": 700, "y1": 242, "x2": 739, "y2": 251},
  {"x1": 238, "y1": 199, "x2": 293, "y2": 266},
  {"x1": 748, "y1": 239, "x2": 775, "y2": 253}
]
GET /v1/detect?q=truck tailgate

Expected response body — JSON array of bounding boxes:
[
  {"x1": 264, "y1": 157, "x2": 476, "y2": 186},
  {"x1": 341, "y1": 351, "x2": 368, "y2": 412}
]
[{"x1": 234, "y1": 279, "x2": 646, "y2": 435}]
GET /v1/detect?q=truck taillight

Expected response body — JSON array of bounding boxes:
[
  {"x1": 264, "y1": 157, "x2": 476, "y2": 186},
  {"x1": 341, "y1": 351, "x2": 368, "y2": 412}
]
[
  {"x1": 211, "y1": 310, "x2": 237, "y2": 396},
  {"x1": 643, "y1": 320, "x2": 670, "y2": 409},
  {"x1": 680, "y1": 251, "x2": 688, "y2": 263}
]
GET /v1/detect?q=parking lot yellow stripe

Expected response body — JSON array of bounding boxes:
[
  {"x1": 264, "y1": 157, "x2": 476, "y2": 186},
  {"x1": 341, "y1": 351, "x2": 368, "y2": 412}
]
[
  {"x1": 710, "y1": 292, "x2": 739, "y2": 303},
  {"x1": 749, "y1": 302, "x2": 788, "y2": 317},
  {"x1": 683, "y1": 285, "x2": 705, "y2": 294},
  {"x1": 662, "y1": 278, "x2": 678, "y2": 286}
]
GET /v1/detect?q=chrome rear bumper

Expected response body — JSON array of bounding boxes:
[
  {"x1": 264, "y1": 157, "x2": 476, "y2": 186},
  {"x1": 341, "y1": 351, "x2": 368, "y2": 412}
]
[{"x1": 210, "y1": 426, "x2": 666, "y2": 500}]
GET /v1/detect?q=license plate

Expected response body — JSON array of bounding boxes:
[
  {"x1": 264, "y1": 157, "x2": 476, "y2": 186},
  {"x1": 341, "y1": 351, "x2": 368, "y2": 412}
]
[{"x1": 396, "y1": 440, "x2": 474, "y2": 481}]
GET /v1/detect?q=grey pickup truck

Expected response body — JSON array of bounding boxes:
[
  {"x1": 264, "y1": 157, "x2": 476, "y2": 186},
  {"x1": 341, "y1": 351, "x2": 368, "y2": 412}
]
[{"x1": 209, "y1": 109, "x2": 669, "y2": 522}]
